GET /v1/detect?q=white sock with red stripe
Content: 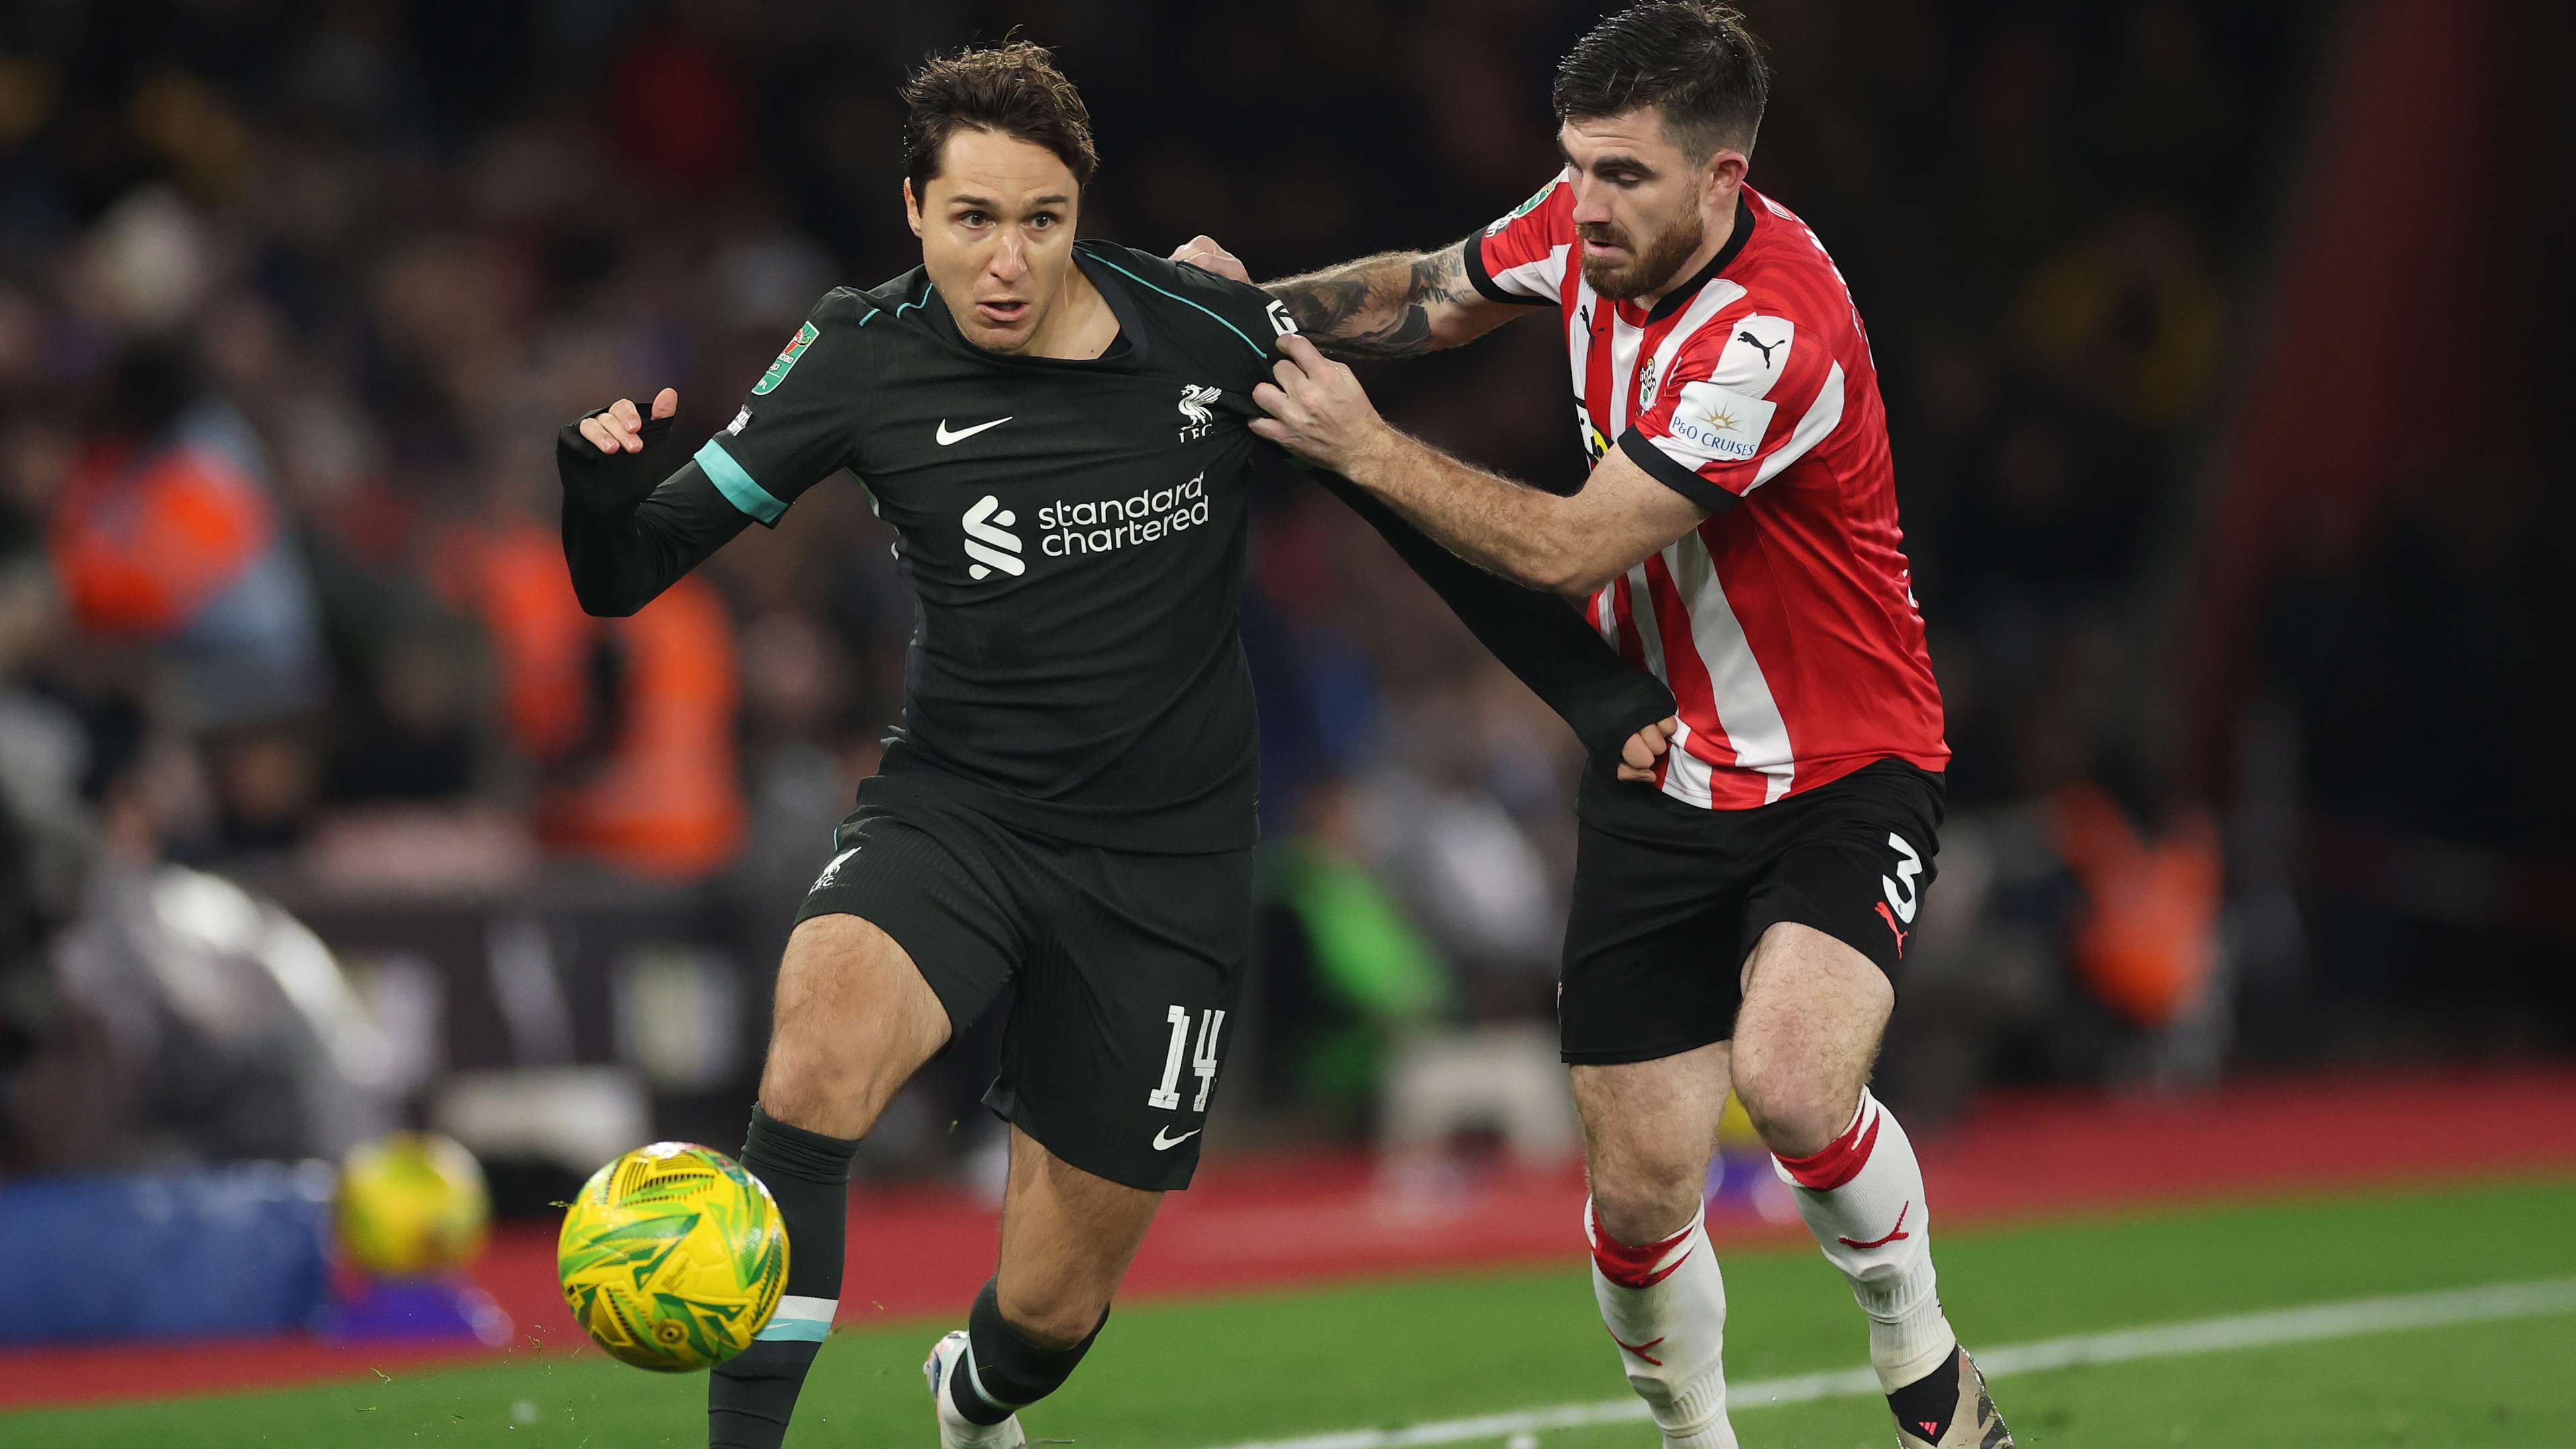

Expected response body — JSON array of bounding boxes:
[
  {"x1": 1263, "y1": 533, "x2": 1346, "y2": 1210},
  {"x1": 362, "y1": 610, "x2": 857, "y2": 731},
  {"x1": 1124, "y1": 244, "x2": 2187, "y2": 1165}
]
[
  {"x1": 1770, "y1": 1089, "x2": 1955, "y2": 1393},
  {"x1": 1587, "y1": 1198, "x2": 1738, "y2": 1448}
]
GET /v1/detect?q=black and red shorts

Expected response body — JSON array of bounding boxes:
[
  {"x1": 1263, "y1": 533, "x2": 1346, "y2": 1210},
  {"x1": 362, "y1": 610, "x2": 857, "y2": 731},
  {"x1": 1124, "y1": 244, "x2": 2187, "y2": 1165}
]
[{"x1": 1558, "y1": 759, "x2": 1943, "y2": 1065}]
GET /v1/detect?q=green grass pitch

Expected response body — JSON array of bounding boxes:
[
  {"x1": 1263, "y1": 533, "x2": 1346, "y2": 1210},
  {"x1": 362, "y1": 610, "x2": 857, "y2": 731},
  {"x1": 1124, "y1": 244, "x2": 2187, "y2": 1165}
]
[{"x1": 14, "y1": 1177, "x2": 2573, "y2": 1447}]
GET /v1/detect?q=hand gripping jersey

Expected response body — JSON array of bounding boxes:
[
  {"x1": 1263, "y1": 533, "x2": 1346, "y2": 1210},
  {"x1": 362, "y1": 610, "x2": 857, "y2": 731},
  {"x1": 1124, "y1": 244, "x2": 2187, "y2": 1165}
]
[{"x1": 1465, "y1": 177, "x2": 1948, "y2": 812}]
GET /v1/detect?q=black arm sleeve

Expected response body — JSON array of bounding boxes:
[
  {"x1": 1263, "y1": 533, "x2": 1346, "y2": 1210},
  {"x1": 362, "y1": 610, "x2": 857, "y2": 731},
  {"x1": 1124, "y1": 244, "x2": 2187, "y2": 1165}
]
[
  {"x1": 1309, "y1": 470, "x2": 1676, "y2": 773},
  {"x1": 557, "y1": 415, "x2": 754, "y2": 617}
]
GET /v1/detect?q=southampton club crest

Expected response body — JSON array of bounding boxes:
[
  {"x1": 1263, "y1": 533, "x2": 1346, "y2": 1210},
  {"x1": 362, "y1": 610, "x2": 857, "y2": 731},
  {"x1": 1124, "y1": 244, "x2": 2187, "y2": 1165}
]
[{"x1": 1177, "y1": 383, "x2": 1221, "y2": 441}]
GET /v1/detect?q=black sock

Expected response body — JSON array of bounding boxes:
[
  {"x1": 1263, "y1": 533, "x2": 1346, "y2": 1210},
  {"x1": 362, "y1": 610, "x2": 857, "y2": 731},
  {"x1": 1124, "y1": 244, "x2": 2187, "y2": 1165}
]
[
  {"x1": 945, "y1": 1279, "x2": 1110, "y2": 1426},
  {"x1": 708, "y1": 1106, "x2": 858, "y2": 1449}
]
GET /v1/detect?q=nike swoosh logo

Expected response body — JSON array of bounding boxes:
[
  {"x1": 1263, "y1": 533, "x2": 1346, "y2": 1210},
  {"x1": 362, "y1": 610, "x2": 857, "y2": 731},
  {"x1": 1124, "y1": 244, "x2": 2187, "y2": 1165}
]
[
  {"x1": 1151, "y1": 1127, "x2": 1201, "y2": 1151},
  {"x1": 935, "y1": 416, "x2": 1013, "y2": 446}
]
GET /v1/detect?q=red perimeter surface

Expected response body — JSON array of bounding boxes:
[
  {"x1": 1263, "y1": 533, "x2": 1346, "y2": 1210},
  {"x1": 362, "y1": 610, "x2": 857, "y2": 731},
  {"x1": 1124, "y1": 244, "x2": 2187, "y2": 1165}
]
[{"x1": 7, "y1": 1067, "x2": 2575, "y2": 1409}]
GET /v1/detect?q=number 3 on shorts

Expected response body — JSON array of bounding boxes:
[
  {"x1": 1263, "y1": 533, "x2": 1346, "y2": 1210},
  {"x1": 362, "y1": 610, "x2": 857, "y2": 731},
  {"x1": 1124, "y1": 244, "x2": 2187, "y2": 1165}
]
[{"x1": 1148, "y1": 1004, "x2": 1226, "y2": 1112}]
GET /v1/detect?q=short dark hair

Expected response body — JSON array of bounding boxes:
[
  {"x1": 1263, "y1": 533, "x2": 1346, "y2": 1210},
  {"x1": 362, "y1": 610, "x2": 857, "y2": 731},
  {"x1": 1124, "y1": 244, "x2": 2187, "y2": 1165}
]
[
  {"x1": 901, "y1": 40, "x2": 1099, "y2": 195},
  {"x1": 1552, "y1": 2, "x2": 1769, "y2": 159}
]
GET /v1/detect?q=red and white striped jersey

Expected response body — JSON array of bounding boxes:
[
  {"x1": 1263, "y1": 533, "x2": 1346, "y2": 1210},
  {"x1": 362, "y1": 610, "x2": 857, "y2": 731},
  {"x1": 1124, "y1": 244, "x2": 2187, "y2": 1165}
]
[{"x1": 1464, "y1": 176, "x2": 1947, "y2": 810}]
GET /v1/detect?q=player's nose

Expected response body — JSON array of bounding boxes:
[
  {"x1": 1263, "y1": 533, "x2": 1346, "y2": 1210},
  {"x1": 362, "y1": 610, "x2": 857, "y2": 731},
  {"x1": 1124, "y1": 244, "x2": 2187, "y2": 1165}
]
[
  {"x1": 989, "y1": 235, "x2": 1028, "y2": 280},
  {"x1": 1567, "y1": 180, "x2": 1613, "y2": 226}
]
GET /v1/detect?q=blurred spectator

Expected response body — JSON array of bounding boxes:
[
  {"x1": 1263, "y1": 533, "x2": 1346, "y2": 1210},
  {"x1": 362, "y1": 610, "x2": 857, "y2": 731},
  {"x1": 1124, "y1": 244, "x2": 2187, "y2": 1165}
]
[
  {"x1": 1252, "y1": 776, "x2": 1453, "y2": 1130},
  {"x1": 3, "y1": 691, "x2": 394, "y2": 1173},
  {"x1": 49, "y1": 339, "x2": 325, "y2": 723},
  {"x1": 429, "y1": 511, "x2": 746, "y2": 879}
]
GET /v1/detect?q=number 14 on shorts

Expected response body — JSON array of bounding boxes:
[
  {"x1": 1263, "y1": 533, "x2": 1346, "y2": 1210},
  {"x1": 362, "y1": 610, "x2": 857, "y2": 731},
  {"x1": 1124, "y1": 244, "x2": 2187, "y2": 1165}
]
[{"x1": 1148, "y1": 1005, "x2": 1225, "y2": 1112}]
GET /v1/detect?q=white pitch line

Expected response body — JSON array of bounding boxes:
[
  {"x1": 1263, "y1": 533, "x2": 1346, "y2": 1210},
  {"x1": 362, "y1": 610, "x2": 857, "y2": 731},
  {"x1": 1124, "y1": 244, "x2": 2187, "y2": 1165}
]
[{"x1": 1198, "y1": 1276, "x2": 2576, "y2": 1449}]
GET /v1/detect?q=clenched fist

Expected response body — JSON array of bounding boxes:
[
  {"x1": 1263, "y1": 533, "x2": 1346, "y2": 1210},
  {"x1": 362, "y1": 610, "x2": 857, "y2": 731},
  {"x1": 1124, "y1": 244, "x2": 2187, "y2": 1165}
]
[
  {"x1": 577, "y1": 388, "x2": 680, "y2": 453},
  {"x1": 559, "y1": 387, "x2": 683, "y2": 518},
  {"x1": 1617, "y1": 715, "x2": 1680, "y2": 783}
]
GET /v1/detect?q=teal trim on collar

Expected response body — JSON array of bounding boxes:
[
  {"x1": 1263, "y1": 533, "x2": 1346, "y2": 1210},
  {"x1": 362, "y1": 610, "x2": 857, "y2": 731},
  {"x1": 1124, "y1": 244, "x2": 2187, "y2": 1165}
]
[
  {"x1": 1079, "y1": 254, "x2": 1269, "y2": 360},
  {"x1": 695, "y1": 437, "x2": 786, "y2": 524}
]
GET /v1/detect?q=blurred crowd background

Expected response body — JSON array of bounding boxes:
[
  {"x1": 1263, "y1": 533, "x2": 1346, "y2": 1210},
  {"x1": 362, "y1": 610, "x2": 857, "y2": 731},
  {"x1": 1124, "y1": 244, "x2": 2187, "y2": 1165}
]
[{"x1": 1, "y1": 0, "x2": 2564, "y2": 1203}]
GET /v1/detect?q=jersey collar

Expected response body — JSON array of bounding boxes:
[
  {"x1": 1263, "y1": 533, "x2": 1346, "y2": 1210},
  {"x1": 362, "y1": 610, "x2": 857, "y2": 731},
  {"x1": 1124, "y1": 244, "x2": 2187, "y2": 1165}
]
[
  {"x1": 920, "y1": 243, "x2": 1149, "y2": 371},
  {"x1": 1626, "y1": 190, "x2": 1758, "y2": 326}
]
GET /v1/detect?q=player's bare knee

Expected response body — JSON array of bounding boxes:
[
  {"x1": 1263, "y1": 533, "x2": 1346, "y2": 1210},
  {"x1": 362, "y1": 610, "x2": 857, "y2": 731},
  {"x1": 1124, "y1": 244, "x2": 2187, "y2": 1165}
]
[
  {"x1": 1593, "y1": 1178, "x2": 1703, "y2": 1246},
  {"x1": 1730, "y1": 1050, "x2": 1858, "y2": 1161},
  {"x1": 757, "y1": 1023, "x2": 886, "y2": 1131},
  {"x1": 753, "y1": 1032, "x2": 878, "y2": 1136},
  {"x1": 1591, "y1": 1146, "x2": 1708, "y2": 1243},
  {"x1": 757, "y1": 914, "x2": 947, "y2": 1137}
]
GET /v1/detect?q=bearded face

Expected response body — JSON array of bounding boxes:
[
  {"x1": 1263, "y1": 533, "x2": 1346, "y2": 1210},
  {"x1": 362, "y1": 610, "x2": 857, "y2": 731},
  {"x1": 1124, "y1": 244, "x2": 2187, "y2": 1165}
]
[
  {"x1": 1558, "y1": 108, "x2": 1743, "y2": 305},
  {"x1": 1577, "y1": 203, "x2": 1707, "y2": 301}
]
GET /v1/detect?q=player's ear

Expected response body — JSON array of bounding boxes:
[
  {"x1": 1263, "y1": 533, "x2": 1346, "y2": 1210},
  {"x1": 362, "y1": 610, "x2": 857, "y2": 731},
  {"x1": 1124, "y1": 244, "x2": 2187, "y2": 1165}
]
[
  {"x1": 1703, "y1": 148, "x2": 1748, "y2": 207},
  {"x1": 903, "y1": 178, "x2": 924, "y2": 238}
]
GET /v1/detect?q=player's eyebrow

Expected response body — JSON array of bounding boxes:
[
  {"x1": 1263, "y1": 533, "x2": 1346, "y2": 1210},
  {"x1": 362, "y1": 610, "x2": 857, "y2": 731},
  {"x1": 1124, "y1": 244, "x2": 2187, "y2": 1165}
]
[
  {"x1": 1558, "y1": 140, "x2": 1655, "y2": 178},
  {"x1": 945, "y1": 193, "x2": 1072, "y2": 210}
]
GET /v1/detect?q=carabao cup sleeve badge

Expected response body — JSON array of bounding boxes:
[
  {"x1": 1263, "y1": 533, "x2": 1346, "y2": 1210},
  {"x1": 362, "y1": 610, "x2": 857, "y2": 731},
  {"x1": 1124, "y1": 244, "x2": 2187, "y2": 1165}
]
[{"x1": 754, "y1": 321, "x2": 820, "y2": 396}]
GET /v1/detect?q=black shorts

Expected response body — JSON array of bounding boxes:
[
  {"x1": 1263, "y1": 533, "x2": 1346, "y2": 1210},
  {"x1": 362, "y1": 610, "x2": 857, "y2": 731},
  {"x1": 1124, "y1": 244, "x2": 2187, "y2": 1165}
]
[
  {"x1": 1559, "y1": 759, "x2": 1943, "y2": 1065},
  {"x1": 793, "y1": 775, "x2": 1251, "y2": 1191}
]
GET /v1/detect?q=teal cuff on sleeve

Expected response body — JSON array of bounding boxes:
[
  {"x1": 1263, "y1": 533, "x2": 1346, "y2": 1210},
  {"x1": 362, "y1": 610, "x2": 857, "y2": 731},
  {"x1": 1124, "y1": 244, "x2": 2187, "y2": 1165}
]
[{"x1": 695, "y1": 437, "x2": 787, "y2": 525}]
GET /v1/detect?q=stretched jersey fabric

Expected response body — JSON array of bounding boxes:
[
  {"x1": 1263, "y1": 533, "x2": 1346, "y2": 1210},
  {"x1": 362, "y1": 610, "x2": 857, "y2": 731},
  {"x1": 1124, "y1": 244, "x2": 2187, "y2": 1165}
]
[
  {"x1": 1466, "y1": 177, "x2": 1947, "y2": 815},
  {"x1": 561, "y1": 241, "x2": 1673, "y2": 853}
]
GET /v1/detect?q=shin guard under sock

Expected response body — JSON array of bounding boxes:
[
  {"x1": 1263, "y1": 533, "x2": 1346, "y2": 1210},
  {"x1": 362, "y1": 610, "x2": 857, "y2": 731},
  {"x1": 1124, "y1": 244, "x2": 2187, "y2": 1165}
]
[
  {"x1": 708, "y1": 1106, "x2": 858, "y2": 1449},
  {"x1": 1587, "y1": 1199, "x2": 1738, "y2": 1447},
  {"x1": 1772, "y1": 1090, "x2": 1955, "y2": 1392}
]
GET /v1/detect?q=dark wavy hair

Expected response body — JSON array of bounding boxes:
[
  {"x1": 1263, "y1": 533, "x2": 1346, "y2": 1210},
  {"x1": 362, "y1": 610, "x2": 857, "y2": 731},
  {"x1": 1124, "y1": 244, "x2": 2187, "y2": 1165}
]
[
  {"x1": 1553, "y1": 3, "x2": 1770, "y2": 158},
  {"x1": 901, "y1": 40, "x2": 1100, "y2": 195}
]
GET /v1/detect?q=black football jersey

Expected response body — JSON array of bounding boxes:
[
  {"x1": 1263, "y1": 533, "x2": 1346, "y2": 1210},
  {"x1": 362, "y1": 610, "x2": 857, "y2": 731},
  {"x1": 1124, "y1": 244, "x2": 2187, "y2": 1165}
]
[{"x1": 696, "y1": 243, "x2": 1309, "y2": 851}]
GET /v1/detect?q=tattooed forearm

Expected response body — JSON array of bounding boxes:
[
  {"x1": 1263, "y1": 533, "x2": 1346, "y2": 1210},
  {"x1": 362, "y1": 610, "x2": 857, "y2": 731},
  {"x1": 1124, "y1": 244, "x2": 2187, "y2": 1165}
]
[{"x1": 1267, "y1": 244, "x2": 1478, "y2": 361}]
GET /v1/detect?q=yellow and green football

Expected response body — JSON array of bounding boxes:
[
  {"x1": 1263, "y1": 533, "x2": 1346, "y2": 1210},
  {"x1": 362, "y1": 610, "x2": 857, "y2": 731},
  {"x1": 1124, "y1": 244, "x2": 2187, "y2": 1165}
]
[
  {"x1": 336, "y1": 1131, "x2": 491, "y2": 1278},
  {"x1": 557, "y1": 1141, "x2": 788, "y2": 1371}
]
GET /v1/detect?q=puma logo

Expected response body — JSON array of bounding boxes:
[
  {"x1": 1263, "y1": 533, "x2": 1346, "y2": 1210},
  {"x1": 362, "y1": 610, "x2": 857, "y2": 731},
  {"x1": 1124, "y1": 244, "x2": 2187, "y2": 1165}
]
[
  {"x1": 1837, "y1": 1199, "x2": 1913, "y2": 1250},
  {"x1": 1609, "y1": 1332, "x2": 1666, "y2": 1366},
  {"x1": 1737, "y1": 329, "x2": 1782, "y2": 366},
  {"x1": 1874, "y1": 900, "x2": 1909, "y2": 959}
]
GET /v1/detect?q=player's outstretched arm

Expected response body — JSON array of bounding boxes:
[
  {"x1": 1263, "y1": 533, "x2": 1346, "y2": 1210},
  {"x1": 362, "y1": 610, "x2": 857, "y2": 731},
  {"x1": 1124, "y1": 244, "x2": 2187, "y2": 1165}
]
[
  {"x1": 1253, "y1": 337, "x2": 1706, "y2": 598},
  {"x1": 558, "y1": 388, "x2": 755, "y2": 617},
  {"x1": 1307, "y1": 468, "x2": 1677, "y2": 777},
  {"x1": 1171, "y1": 235, "x2": 1513, "y2": 361}
]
